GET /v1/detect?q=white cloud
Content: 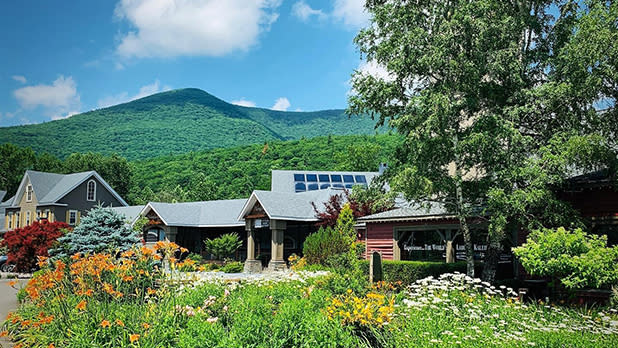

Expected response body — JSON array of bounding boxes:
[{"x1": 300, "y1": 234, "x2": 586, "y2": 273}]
[
  {"x1": 97, "y1": 79, "x2": 171, "y2": 108},
  {"x1": 114, "y1": 0, "x2": 282, "y2": 58},
  {"x1": 332, "y1": 0, "x2": 369, "y2": 28},
  {"x1": 13, "y1": 76, "x2": 81, "y2": 119},
  {"x1": 271, "y1": 97, "x2": 291, "y2": 111},
  {"x1": 356, "y1": 60, "x2": 393, "y2": 82},
  {"x1": 292, "y1": 1, "x2": 326, "y2": 21},
  {"x1": 231, "y1": 99, "x2": 257, "y2": 107},
  {"x1": 12, "y1": 75, "x2": 27, "y2": 84},
  {"x1": 51, "y1": 110, "x2": 80, "y2": 121}
]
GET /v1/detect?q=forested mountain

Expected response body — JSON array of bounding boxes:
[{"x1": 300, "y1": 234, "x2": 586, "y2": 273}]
[
  {"x1": 0, "y1": 88, "x2": 383, "y2": 160},
  {"x1": 128, "y1": 134, "x2": 401, "y2": 204}
]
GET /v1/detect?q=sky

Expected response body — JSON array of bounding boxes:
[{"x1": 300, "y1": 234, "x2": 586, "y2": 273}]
[{"x1": 0, "y1": 0, "x2": 385, "y2": 127}]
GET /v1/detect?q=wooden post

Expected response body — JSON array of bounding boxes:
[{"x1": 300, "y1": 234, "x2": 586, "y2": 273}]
[
  {"x1": 243, "y1": 219, "x2": 262, "y2": 273},
  {"x1": 369, "y1": 251, "x2": 383, "y2": 284}
]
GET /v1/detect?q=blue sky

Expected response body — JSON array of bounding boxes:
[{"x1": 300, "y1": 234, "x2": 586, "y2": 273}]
[{"x1": 0, "y1": 0, "x2": 381, "y2": 127}]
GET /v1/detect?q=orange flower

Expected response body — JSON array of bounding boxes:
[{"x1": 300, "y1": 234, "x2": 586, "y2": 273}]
[
  {"x1": 0, "y1": 330, "x2": 8, "y2": 337},
  {"x1": 76, "y1": 300, "x2": 87, "y2": 311},
  {"x1": 146, "y1": 288, "x2": 157, "y2": 295},
  {"x1": 100, "y1": 320, "x2": 111, "y2": 328},
  {"x1": 48, "y1": 344, "x2": 55, "y2": 348},
  {"x1": 8, "y1": 280, "x2": 17, "y2": 288},
  {"x1": 115, "y1": 319, "x2": 125, "y2": 327},
  {"x1": 70, "y1": 253, "x2": 81, "y2": 261},
  {"x1": 141, "y1": 323, "x2": 150, "y2": 329},
  {"x1": 122, "y1": 275, "x2": 134, "y2": 282},
  {"x1": 129, "y1": 334, "x2": 140, "y2": 343},
  {"x1": 37, "y1": 256, "x2": 49, "y2": 268}
]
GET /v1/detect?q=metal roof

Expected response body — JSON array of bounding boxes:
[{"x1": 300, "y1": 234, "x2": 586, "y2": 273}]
[
  {"x1": 145, "y1": 199, "x2": 248, "y2": 227},
  {"x1": 359, "y1": 203, "x2": 453, "y2": 222}
]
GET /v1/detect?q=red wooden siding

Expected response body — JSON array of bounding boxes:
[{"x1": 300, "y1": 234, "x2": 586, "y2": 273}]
[{"x1": 559, "y1": 186, "x2": 618, "y2": 218}]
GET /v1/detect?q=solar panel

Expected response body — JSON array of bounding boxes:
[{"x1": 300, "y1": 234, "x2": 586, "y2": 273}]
[
  {"x1": 345, "y1": 184, "x2": 354, "y2": 189},
  {"x1": 343, "y1": 175, "x2": 354, "y2": 183},
  {"x1": 319, "y1": 174, "x2": 330, "y2": 182},
  {"x1": 355, "y1": 175, "x2": 367, "y2": 183},
  {"x1": 295, "y1": 183, "x2": 306, "y2": 192},
  {"x1": 307, "y1": 183, "x2": 319, "y2": 191},
  {"x1": 333, "y1": 183, "x2": 344, "y2": 188},
  {"x1": 306, "y1": 174, "x2": 318, "y2": 182},
  {"x1": 320, "y1": 183, "x2": 331, "y2": 189},
  {"x1": 331, "y1": 175, "x2": 342, "y2": 182},
  {"x1": 294, "y1": 174, "x2": 305, "y2": 181}
]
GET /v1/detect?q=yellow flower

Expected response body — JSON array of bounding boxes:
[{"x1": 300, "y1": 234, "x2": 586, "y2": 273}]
[{"x1": 130, "y1": 334, "x2": 140, "y2": 343}]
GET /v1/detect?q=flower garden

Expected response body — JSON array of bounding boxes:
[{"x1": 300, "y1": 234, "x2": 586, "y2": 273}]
[{"x1": 2, "y1": 240, "x2": 618, "y2": 348}]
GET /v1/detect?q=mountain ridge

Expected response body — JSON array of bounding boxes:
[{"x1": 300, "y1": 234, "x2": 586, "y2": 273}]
[{"x1": 0, "y1": 88, "x2": 382, "y2": 160}]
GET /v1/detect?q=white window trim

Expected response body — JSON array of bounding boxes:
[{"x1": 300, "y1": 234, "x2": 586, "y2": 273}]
[
  {"x1": 16, "y1": 212, "x2": 21, "y2": 228},
  {"x1": 87, "y1": 179, "x2": 97, "y2": 202},
  {"x1": 68, "y1": 210, "x2": 78, "y2": 225},
  {"x1": 44, "y1": 209, "x2": 50, "y2": 219},
  {"x1": 8, "y1": 212, "x2": 13, "y2": 229},
  {"x1": 25, "y1": 211, "x2": 31, "y2": 226},
  {"x1": 26, "y1": 184, "x2": 33, "y2": 202}
]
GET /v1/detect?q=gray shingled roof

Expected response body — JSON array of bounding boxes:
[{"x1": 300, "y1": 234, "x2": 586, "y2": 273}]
[
  {"x1": 359, "y1": 203, "x2": 452, "y2": 222},
  {"x1": 109, "y1": 206, "x2": 145, "y2": 224},
  {"x1": 148, "y1": 199, "x2": 247, "y2": 227},
  {"x1": 10, "y1": 170, "x2": 127, "y2": 207},
  {"x1": 240, "y1": 188, "x2": 345, "y2": 221}
]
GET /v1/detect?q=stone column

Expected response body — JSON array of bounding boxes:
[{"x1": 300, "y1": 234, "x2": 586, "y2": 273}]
[
  {"x1": 243, "y1": 219, "x2": 262, "y2": 273},
  {"x1": 268, "y1": 219, "x2": 287, "y2": 271},
  {"x1": 392, "y1": 229, "x2": 401, "y2": 261},
  {"x1": 446, "y1": 240, "x2": 455, "y2": 263}
]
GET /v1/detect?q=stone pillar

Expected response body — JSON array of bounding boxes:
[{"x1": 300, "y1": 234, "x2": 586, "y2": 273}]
[
  {"x1": 268, "y1": 219, "x2": 287, "y2": 271},
  {"x1": 243, "y1": 219, "x2": 262, "y2": 273}
]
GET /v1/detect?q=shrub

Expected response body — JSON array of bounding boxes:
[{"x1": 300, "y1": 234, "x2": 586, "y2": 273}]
[
  {"x1": 513, "y1": 227, "x2": 618, "y2": 289},
  {"x1": 2, "y1": 220, "x2": 70, "y2": 272},
  {"x1": 304, "y1": 204, "x2": 357, "y2": 265},
  {"x1": 203, "y1": 233, "x2": 242, "y2": 260},
  {"x1": 52, "y1": 206, "x2": 140, "y2": 258},
  {"x1": 221, "y1": 261, "x2": 243, "y2": 273},
  {"x1": 358, "y1": 260, "x2": 467, "y2": 285}
]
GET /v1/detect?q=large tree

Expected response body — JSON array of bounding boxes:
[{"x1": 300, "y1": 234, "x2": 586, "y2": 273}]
[{"x1": 350, "y1": 0, "x2": 617, "y2": 279}]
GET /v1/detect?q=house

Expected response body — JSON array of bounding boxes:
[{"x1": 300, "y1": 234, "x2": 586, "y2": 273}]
[
  {"x1": 1, "y1": 170, "x2": 128, "y2": 233},
  {"x1": 115, "y1": 169, "x2": 380, "y2": 272}
]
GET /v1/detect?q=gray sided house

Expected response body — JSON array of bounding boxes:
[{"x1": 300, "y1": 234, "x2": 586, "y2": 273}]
[{"x1": 1, "y1": 170, "x2": 128, "y2": 233}]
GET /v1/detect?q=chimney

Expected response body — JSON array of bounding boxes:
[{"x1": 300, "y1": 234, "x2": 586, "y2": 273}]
[{"x1": 378, "y1": 163, "x2": 388, "y2": 174}]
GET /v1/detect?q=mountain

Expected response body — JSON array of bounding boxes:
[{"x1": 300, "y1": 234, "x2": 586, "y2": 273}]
[{"x1": 0, "y1": 88, "x2": 382, "y2": 160}]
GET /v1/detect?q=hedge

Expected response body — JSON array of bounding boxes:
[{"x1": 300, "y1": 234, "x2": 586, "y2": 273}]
[{"x1": 358, "y1": 260, "x2": 467, "y2": 285}]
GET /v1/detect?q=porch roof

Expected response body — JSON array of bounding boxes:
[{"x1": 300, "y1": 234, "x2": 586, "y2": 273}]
[{"x1": 144, "y1": 199, "x2": 247, "y2": 227}]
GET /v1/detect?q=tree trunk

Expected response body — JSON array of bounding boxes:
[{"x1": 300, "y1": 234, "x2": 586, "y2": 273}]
[{"x1": 455, "y1": 178, "x2": 474, "y2": 277}]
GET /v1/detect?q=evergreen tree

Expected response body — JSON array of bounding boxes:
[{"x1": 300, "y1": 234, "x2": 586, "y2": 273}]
[{"x1": 52, "y1": 206, "x2": 140, "y2": 257}]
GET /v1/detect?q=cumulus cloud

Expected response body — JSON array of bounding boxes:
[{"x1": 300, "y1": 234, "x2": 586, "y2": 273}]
[
  {"x1": 356, "y1": 60, "x2": 393, "y2": 82},
  {"x1": 97, "y1": 80, "x2": 171, "y2": 108},
  {"x1": 271, "y1": 97, "x2": 291, "y2": 111},
  {"x1": 51, "y1": 110, "x2": 80, "y2": 121},
  {"x1": 292, "y1": 1, "x2": 326, "y2": 21},
  {"x1": 12, "y1": 75, "x2": 27, "y2": 84},
  {"x1": 13, "y1": 76, "x2": 81, "y2": 119},
  {"x1": 114, "y1": 0, "x2": 282, "y2": 58},
  {"x1": 231, "y1": 99, "x2": 257, "y2": 107},
  {"x1": 333, "y1": 0, "x2": 369, "y2": 28}
]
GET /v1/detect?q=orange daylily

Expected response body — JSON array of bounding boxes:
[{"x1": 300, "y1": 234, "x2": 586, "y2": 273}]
[
  {"x1": 129, "y1": 334, "x2": 140, "y2": 343},
  {"x1": 100, "y1": 320, "x2": 111, "y2": 328},
  {"x1": 76, "y1": 300, "x2": 87, "y2": 311},
  {"x1": 115, "y1": 319, "x2": 125, "y2": 327}
]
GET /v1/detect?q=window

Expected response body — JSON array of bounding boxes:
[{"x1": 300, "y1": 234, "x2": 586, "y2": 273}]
[
  {"x1": 26, "y1": 184, "x2": 33, "y2": 202},
  {"x1": 36, "y1": 210, "x2": 41, "y2": 219},
  {"x1": 44, "y1": 209, "x2": 50, "y2": 219},
  {"x1": 16, "y1": 212, "x2": 20, "y2": 228},
  {"x1": 25, "y1": 211, "x2": 31, "y2": 226},
  {"x1": 87, "y1": 180, "x2": 96, "y2": 201},
  {"x1": 146, "y1": 228, "x2": 165, "y2": 243},
  {"x1": 68, "y1": 210, "x2": 78, "y2": 225},
  {"x1": 7, "y1": 213, "x2": 12, "y2": 229}
]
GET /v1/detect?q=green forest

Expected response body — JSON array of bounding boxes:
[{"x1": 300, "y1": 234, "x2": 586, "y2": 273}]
[
  {"x1": 0, "y1": 88, "x2": 384, "y2": 161},
  {"x1": 0, "y1": 134, "x2": 401, "y2": 205}
]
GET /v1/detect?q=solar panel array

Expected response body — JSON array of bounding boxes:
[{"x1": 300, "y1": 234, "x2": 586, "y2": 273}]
[{"x1": 293, "y1": 173, "x2": 368, "y2": 192}]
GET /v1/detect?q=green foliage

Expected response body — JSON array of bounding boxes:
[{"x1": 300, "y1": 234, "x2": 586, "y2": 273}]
[
  {"x1": 0, "y1": 143, "x2": 35, "y2": 194},
  {"x1": 52, "y1": 206, "x2": 140, "y2": 257},
  {"x1": 513, "y1": 227, "x2": 618, "y2": 289},
  {"x1": 358, "y1": 260, "x2": 467, "y2": 285},
  {"x1": 303, "y1": 227, "x2": 351, "y2": 266},
  {"x1": 203, "y1": 233, "x2": 242, "y2": 261},
  {"x1": 0, "y1": 88, "x2": 385, "y2": 161},
  {"x1": 220, "y1": 261, "x2": 244, "y2": 273}
]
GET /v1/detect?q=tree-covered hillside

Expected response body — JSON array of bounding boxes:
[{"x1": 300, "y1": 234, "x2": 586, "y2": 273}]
[
  {"x1": 0, "y1": 88, "x2": 383, "y2": 160},
  {"x1": 128, "y1": 134, "x2": 401, "y2": 204}
]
